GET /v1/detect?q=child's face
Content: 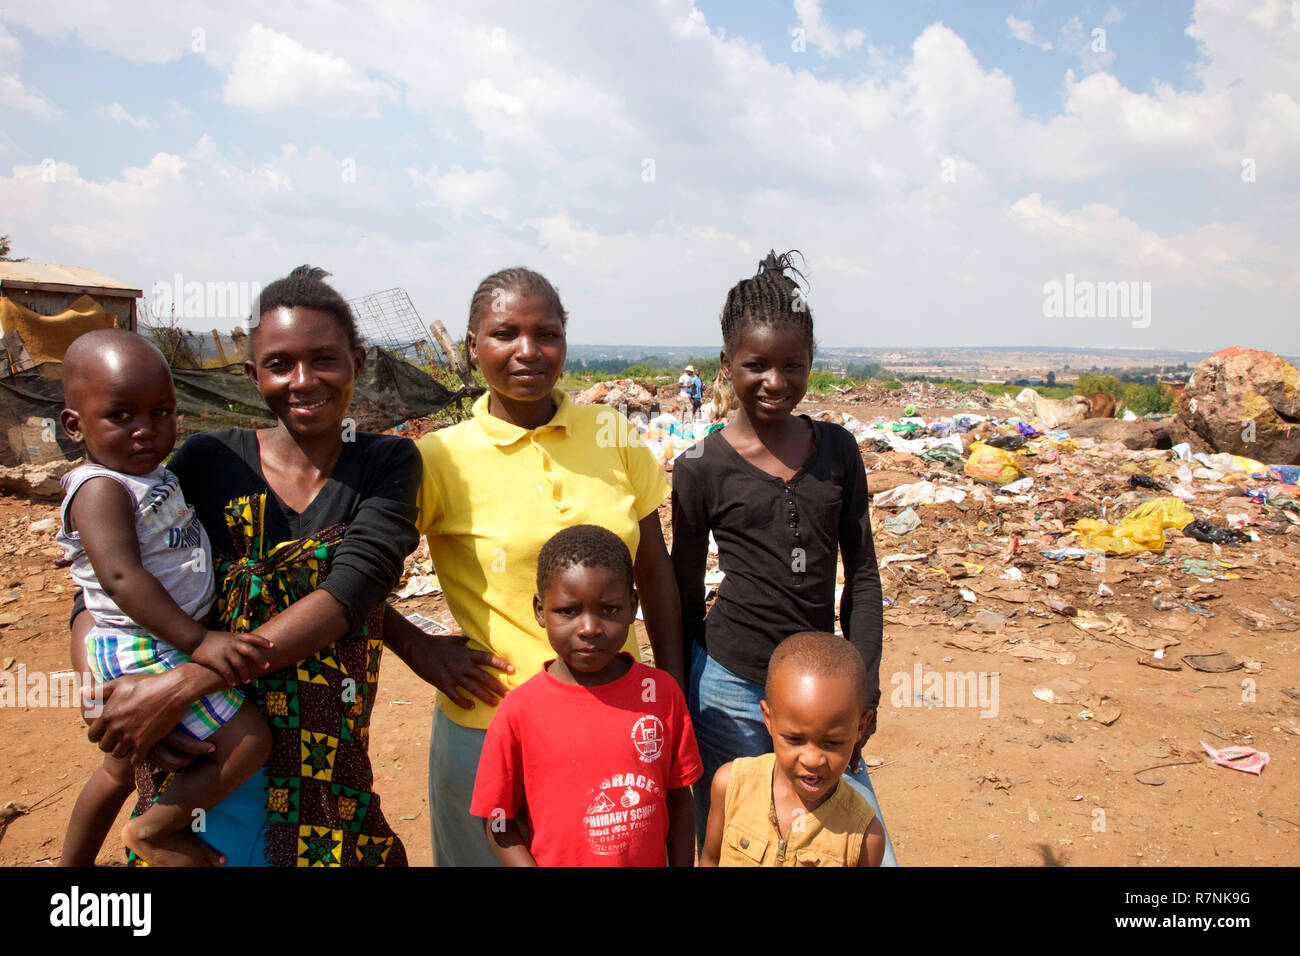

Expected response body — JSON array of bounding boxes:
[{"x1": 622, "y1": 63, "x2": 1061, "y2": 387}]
[
  {"x1": 761, "y1": 667, "x2": 868, "y2": 808},
  {"x1": 60, "y1": 356, "x2": 177, "y2": 476},
  {"x1": 534, "y1": 564, "x2": 637, "y2": 681},
  {"x1": 468, "y1": 291, "x2": 566, "y2": 405},
  {"x1": 721, "y1": 324, "x2": 811, "y2": 425}
]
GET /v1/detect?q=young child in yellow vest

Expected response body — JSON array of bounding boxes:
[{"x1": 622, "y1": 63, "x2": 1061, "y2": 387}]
[{"x1": 699, "y1": 631, "x2": 885, "y2": 866}]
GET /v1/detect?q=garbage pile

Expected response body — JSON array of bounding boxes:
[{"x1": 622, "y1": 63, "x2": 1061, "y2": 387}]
[
  {"x1": 857, "y1": 403, "x2": 1299, "y2": 685},
  {"x1": 825, "y1": 380, "x2": 997, "y2": 409}
]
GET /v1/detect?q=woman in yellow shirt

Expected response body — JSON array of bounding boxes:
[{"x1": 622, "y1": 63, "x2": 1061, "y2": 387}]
[{"x1": 389, "y1": 267, "x2": 685, "y2": 866}]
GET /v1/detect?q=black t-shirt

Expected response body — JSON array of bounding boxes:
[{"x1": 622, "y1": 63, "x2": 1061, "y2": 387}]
[
  {"x1": 670, "y1": 418, "x2": 883, "y2": 707},
  {"x1": 168, "y1": 429, "x2": 421, "y2": 633}
]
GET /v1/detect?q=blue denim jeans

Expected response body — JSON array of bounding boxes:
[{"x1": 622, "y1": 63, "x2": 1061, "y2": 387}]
[{"x1": 688, "y1": 643, "x2": 898, "y2": 866}]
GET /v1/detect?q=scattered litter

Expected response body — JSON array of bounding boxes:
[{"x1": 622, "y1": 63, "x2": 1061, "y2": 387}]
[
  {"x1": 882, "y1": 507, "x2": 922, "y2": 535},
  {"x1": 1200, "y1": 742, "x2": 1270, "y2": 775},
  {"x1": 403, "y1": 613, "x2": 451, "y2": 636},
  {"x1": 1182, "y1": 652, "x2": 1243, "y2": 673},
  {"x1": 396, "y1": 574, "x2": 441, "y2": 599},
  {"x1": 1183, "y1": 519, "x2": 1250, "y2": 546}
]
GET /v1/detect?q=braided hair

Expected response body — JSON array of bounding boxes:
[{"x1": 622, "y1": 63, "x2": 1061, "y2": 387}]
[
  {"x1": 719, "y1": 249, "x2": 814, "y2": 358},
  {"x1": 536, "y1": 524, "x2": 634, "y2": 598},
  {"x1": 466, "y1": 267, "x2": 568, "y2": 368},
  {"x1": 251, "y1": 265, "x2": 362, "y2": 351}
]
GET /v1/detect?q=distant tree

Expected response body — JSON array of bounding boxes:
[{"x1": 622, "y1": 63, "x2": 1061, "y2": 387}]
[
  {"x1": 1046, "y1": 370, "x2": 1057, "y2": 387},
  {"x1": 0, "y1": 234, "x2": 29, "y2": 262}
]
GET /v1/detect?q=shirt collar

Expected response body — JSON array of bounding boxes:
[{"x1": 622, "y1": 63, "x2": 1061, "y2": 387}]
[{"x1": 473, "y1": 387, "x2": 575, "y2": 447}]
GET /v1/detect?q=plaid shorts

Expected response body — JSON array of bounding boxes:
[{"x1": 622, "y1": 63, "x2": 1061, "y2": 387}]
[{"x1": 86, "y1": 625, "x2": 244, "y2": 741}]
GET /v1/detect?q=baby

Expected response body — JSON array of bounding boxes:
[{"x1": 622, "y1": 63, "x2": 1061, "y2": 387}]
[
  {"x1": 699, "y1": 631, "x2": 886, "y2": 866},
  {"x1": 58, "y1": 329, "x2": 270, "y2": 867}
]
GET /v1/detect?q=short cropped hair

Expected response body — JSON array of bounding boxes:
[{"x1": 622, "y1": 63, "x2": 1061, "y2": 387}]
[
  {"x1": 536, "y1": 524, "x2": 634, "y2": 597},
  {"x1": 767, "y1": 631, "x2": 867, "y2": 713}
]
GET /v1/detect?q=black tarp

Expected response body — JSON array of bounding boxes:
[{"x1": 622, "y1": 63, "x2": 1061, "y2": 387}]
[{"x1": 0, "y1": 347, "x2": 469, "y2": 466}]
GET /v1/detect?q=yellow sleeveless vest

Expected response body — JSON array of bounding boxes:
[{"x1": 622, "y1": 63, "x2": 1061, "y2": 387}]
[{"x1": 717, "y1": 753, "x2": 875, "y2": 867}]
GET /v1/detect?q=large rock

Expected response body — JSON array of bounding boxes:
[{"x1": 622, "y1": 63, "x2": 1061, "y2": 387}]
[
  {"x1": 1067, "y1": 417, "x2": 1173, "y2": 450},
  {"x1": 573, "y1": 379, "x2": 660, "y2": 416},
  {"x1": 1173, "y1": 348, "x2": 1300, "y2": 464},
  {"x1": 0, "y1": 458, "x2": 80, "y2": 499}
]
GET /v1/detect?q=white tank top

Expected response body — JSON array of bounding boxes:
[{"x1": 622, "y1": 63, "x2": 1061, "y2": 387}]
[{"x1": 57, "y1": 462, "x2": 215, "y2": 629}]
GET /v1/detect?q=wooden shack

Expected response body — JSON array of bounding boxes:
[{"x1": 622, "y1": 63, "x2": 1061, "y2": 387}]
[{"x1": 0, "y1": 263, "x2": 142, "y2": 373}]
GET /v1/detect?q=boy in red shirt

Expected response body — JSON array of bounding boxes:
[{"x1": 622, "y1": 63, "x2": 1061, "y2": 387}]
[{"x1": 471, "y1": 524, "x2": 701, "y2": 866}]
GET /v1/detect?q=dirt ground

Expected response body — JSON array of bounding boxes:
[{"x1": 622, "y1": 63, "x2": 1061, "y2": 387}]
[{"x1": 1, "y1": 396, "x2": 1298, "y2": 867}]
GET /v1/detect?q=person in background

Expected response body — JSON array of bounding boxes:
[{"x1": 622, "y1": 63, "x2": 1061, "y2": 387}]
[{"x1": 678, "y1": 364, "x2": 696, "y2": 419}]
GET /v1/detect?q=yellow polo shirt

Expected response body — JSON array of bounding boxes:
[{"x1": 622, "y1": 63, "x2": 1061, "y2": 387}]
[{"x1": 416, "y1": 389, "x2": 670, "y2": 729}]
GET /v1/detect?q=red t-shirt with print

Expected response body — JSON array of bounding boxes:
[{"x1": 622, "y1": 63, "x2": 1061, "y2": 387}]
[{"x1": 471, "y1": 655, "x2": 702, "y2": 866}]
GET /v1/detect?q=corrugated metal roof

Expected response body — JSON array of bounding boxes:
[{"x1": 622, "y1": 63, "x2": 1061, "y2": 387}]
[{"x1": 0, "y1": 262, "x2": 142, "y2": 296}]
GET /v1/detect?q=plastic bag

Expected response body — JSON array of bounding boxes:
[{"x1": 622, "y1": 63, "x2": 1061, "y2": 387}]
[
  {"x1": 985, "y1": 433, "x2": 1026, "y2": 452},
  {"x1": 1230, "y1": 455, "x2": 1270, "y2": 478},
  {"x1": 1071, "y1": 514, "x2": 1166, "y2": 554},
  {"x1": 1182, "y1": 519, "x2": 1249, "y2": 545},
  {"x1": 1071, "y1": 497, "x2": 1192, "y2": 554},
  {"x1": 964, "y1": 442, "x2": 1025, "y2": 486},
  {"x1": 882, "y1": 507, "x2": 922, "y2": 535},
  {"x1": 1128, "y1": 497, "x2": 1194, "y2": 530}
]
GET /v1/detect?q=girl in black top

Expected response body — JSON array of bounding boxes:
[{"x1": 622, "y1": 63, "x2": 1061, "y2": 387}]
[{"x1": 670, "y1": 251, "x2": 897, "y2": 863}]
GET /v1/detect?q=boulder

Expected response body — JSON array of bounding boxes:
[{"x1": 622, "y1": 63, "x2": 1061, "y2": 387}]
[
  {"x1": 1067, "y1": 417, "x2": 1174, "y2": 450},
  {"x1": 573, "y1": 379, "x2": 659, "y2": 416},
  {"x1": 0, "y1": 458, "x2": 80, "y2": 499},
  {"x1": 1173, "y1": 348, "x2": 1300, "y2": 464}
]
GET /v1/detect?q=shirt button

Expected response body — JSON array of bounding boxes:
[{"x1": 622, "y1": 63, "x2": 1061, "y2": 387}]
[{"x1": 739, "y1": 837, "x2": 749, "y2": 849}]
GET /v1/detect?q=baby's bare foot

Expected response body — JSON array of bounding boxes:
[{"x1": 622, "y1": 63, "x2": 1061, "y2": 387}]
[{"x1": 122, "y1": 818, "x2": 226, "y2": 867}]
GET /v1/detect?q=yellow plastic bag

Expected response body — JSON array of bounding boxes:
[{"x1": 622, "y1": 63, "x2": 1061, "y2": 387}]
[
  {"x1": 964, "y1": 442, "x2": 1024, "y2": 486},
  {"x1": 1070, "y1": 497, "x2": 1193, "y2": 554},
  {"x1": 1127, "y1": 497, "x2": 1194, "y2": 530}
]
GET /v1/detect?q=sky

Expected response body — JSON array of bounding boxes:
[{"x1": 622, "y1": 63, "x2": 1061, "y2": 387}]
[{"x1": 1, "y1": 0, "x2": 1297, "y2": 353}]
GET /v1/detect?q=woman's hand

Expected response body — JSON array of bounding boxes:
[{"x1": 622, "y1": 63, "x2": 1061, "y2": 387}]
[
  {"x1": 383, "y1": 606, "x2": 513, "y2": 709},
  {"x1": 401, "y1": 633, "x2": 514, "y2": 710},
  {"x1": 86, "y1": 668, "x2": 199, "y2": 766},
  {"x1": 147, "y1": 729, "x2": 216, "y2": 772}
]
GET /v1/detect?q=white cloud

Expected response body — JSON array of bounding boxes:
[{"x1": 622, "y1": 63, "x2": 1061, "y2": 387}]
[
  {"x1": 793, "y1": 0, "x2": 865, "y2": 58},
  {"x1": 220, "y1": 23, "x2": 397, "y2": 118},
  {"x1": 1006, "y1": 16, "x2": 1052, "y2": 50},
  {"x1": 105, "y1": 102, "x2": 158, "y2": 130},
  {"x1": 1058, "y1": 16, "x2": 1117, "y2": 72},
  {"x1": 0, "y1": 1, "x2": 1296, "y2": 350},
  {"x1": 410, "y1": 164, "x2": 512, "y2": 221},
  {"x1": 0, "y1": 21, "x2": 57, "y2": 119}
]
